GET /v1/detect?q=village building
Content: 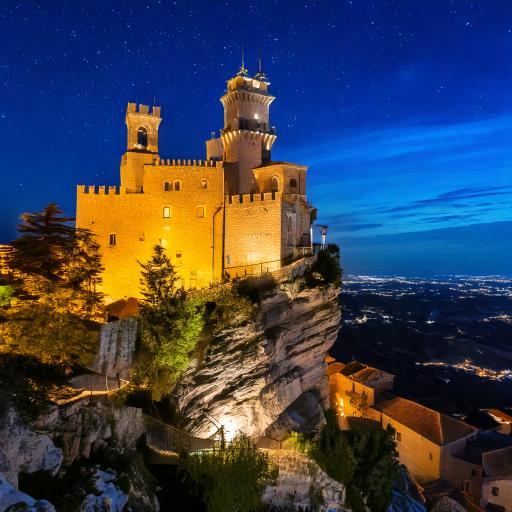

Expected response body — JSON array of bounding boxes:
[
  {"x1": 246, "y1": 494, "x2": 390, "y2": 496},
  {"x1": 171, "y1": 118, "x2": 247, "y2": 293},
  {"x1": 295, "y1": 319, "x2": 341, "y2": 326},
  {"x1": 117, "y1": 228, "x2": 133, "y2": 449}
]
[
  {"x1": 328, "y1": 358, "x2": 512, "y2": 511},
  {"x1": 76, "y1": 64, "x2": 315, "y2": 301}
]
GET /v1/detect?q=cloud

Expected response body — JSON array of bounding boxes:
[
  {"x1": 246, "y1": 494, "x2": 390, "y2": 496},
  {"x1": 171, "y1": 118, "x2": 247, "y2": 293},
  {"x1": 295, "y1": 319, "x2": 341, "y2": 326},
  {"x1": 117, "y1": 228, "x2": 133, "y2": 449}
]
[
  {"x1": 332, "y1": 222, "x2": 384, "y2": 231},
  {"x1": 377, "y1": 186, "x2": 512, "y2": 214}
]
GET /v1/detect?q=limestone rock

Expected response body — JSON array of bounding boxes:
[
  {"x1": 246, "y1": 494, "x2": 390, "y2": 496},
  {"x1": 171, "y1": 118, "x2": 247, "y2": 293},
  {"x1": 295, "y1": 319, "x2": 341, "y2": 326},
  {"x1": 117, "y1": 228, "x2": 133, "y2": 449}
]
[
  {"x1": 34, "y1": 401, "x2": 145, "y2": 465},
  {"x1": 77, "y1": 468, "x2": 128, "y2": 512},
  {"x1": 175, "y1": 285, "x2": 341, "y2": 439},
  {"x1": 262, "y1": 449, "x2": 346, "y2": 511},
  {"x1": 0, "y1": 409, "x2": 63, "y2": 488},
  {"x1": 0, "y1": 475, "x2": 56, "y2": 512},
  {"x1": 92, "y1": 318, "x2": 137, "y2": 379}
]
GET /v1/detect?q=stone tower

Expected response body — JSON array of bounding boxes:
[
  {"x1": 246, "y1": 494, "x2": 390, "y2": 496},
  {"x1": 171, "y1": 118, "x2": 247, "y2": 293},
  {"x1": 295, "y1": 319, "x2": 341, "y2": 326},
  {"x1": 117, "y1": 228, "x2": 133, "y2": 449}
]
[
  {"x1": 120, "y1": 103, "x2": 162, "y2": 193},
  {"x1": 207, "y1": 62, "x2": 277, "y2": 195}
]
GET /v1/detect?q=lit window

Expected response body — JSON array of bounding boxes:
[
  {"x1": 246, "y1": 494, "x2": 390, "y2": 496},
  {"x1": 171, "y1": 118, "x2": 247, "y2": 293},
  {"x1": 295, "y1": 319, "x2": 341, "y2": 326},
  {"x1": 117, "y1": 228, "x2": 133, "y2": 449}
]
[
  {"x1": 197, "y1": 206, "x2": 205, "y2": 218},
  {"x1": 492, "y1": 486, "x2": 499, "y2": 496},
  {"x1": 176, "y1": 251, "x2": 183, "y2": 264},
  {"x1": 201, "y1": 179, "x2": 208, "y2": 189},
  {"x1": 174, "y1": 180, "x2": 181, "y2": 191},
  {"x1": 109, "y1": 233, "x2": 116, "y2": 246},
  {"x1": 271, "y1": 176, "x2": 279, "y2": 192},
  {"x1": 164, "y1": 181, "x2": 172, "y2": 192},
  {"x1": 163, "y1": 206, "x2": 171, "y2": 218},
  {"x1": 396, "y1": 432, "x2": 402, "y2": 442},
  {"x1": 137, "y1": 127, "x2": 148, "y2": 147},
  {"x1": 289, "y1": 177, "x2": 298, "y2": 193}
]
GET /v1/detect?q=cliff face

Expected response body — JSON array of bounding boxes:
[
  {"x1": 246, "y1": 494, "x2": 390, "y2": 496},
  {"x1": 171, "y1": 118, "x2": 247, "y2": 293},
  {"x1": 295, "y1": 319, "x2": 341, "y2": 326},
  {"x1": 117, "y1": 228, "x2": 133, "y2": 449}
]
[{"x1": 174, "y1": 285, "x2": 341, "y2": 439}]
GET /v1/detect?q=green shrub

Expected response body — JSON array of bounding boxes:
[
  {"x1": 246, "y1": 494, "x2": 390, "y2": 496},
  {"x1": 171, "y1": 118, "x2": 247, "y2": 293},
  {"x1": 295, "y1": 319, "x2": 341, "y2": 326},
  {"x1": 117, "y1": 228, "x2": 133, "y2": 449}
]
[
  {"x1": 180, "y1": 432, "x2": 278, "y2": 512},
  {"x1": 305, "y1": 244, "x2": 342, "y2": 288},
  {"x1": 233, "y1": 274, "x2": 278, "y2": 304},
  {"x1": 0, "y1": 352, "x2": 74, "y2": 420}
]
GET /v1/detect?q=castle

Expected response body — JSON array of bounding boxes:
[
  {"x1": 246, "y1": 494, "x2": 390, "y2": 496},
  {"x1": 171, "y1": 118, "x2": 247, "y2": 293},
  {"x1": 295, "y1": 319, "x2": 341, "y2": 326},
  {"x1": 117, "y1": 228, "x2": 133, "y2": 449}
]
[{"x1": 76, "y1": 64, "x2": 316, "y2": 301}]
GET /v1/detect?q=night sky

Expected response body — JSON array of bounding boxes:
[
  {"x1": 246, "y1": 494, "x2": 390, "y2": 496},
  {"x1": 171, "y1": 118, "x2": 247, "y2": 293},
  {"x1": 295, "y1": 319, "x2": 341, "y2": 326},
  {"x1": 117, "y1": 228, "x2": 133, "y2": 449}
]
[{"x1": 1, "y1": 1, "x2": 511, "y2": 276}]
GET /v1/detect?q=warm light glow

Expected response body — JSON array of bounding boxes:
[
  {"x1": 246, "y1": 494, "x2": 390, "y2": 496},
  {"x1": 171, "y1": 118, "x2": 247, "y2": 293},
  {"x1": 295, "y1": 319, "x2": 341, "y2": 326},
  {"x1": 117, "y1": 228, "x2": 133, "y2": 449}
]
[{"x1": 221, "y1": 417, "x2": 241, "y2": 442}]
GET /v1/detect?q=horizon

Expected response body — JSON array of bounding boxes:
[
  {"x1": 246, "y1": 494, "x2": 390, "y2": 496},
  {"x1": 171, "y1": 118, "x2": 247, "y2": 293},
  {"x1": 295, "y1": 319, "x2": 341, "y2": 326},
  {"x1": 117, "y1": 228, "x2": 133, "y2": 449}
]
[{"x1": 1, "y1": 1, "x2": 511, "y2": 276}]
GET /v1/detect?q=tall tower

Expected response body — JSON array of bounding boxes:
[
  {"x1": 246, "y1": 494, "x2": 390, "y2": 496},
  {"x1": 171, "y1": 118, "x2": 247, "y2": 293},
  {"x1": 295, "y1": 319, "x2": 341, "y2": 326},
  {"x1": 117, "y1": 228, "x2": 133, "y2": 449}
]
[
  {"x1": 217, "y1": 62, "x2": 277, "y2": 194},
  {"x1": 120, "y1": 103, "x2": 162, "y2": 193}
]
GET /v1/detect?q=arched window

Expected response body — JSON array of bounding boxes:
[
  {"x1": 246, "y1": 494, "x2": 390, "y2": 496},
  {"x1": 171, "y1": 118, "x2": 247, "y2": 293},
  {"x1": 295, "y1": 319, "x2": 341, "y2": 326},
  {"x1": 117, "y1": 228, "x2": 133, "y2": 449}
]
[
  {"x1": 174, "y1": 180, "x2": 181, "y2": 191},
  {"x1": 137, "y1": 127, "x2": 148, "y2": 147},
  {"x1": 271, "y1": 176, "x2": 279, "y2": 192},
  {"x1": 164, "y1": 181, "x2": 172, "y2": 191},
  {"x1": 163, "y1": 206, "x2": 171, "y2": 218},
  {"x1": 197, "y1": 206, "x2": 205, "y2": 218},
  {"x1": 289, "y1": 177, "x2": 298, "y2": 193},
  {"x1": 200, "y1": 179, "x2": 208, "y2": 189}
]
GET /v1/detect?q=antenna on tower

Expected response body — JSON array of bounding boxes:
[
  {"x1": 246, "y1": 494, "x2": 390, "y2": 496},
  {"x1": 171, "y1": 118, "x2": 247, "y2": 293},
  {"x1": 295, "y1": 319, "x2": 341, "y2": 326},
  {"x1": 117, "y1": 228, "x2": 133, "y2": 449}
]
[
  {"x1": 254, "y1": 46, "x2": 268, "y2": 81},
  {"x1": 237, "y1": 44, "x2": 248, "y2": 76}
]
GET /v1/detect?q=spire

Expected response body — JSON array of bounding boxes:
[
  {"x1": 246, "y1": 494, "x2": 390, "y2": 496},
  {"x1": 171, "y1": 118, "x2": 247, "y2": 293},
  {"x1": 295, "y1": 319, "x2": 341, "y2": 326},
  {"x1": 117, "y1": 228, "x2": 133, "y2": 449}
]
[
  {"x1": 237, "y1": 45, "x2": 248, "y2": 77},
  {"x1": 253, "y1": 48, "x2": 268, "y2": 82}
]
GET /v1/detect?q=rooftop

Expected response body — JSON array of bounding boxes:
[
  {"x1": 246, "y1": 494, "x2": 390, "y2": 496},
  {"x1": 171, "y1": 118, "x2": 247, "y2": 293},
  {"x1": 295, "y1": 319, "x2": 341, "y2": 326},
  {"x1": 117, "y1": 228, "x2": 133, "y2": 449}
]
[
  {"x1": 338, "y1": 361, "x2": 394, "y2": 389},
  {"x1": 456, "y1": 431, "x2": 512, "y2": 474},
  {"x1": 374, "y1": 396, "x2": 477, "y2": 446}
]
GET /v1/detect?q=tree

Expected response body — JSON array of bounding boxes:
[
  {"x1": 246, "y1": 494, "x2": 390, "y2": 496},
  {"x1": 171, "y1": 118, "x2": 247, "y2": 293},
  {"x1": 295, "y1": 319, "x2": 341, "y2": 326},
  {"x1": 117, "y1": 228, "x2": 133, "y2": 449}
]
[
  {"x1": 180, "y1": 432, "x2": 278, "y2": 512},
  {"x1": 136, "y1": 246, "x2": 205, "y2": 398},
  {"x1": 10, "y1": 203, "x2": 76, "y2": 281},
  {"x1": 345, "y1": 389, "x2": 369, "y2": 417},
  {"x1": 305, "y1": 244, "x2": 342, "y2": 288},
  {"x1": 8, "y1": 203, "x2": 104, "y2": 312},
  {"x1": 346, "y1": 420, "x2": 399, "y2": 512}
]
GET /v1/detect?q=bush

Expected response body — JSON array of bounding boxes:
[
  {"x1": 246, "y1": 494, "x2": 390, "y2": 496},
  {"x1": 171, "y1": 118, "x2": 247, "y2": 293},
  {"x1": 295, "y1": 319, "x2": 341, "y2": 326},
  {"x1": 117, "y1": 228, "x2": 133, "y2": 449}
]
[
  {"x1": 308, "y1": 409, "x2": 399, "y2": 512},
  {"x1": 305, "y1": 244, "x2": 342, "y2": 288},
  {"x1": 233, "y1": 274, "x2": 278, "y2": 304},
  {"x1": 179, "y1": 432, "x2": 278, "y2": 512},
  {"x1": 0, "y1": 352, "x2": 74, "y2": 420}
]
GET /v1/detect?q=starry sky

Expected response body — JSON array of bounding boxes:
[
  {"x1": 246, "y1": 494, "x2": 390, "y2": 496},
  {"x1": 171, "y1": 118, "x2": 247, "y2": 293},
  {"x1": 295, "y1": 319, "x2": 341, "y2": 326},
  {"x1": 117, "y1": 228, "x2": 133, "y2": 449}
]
[{"x1": 1, "y1": 0, "x2": 511, "y2": 277}]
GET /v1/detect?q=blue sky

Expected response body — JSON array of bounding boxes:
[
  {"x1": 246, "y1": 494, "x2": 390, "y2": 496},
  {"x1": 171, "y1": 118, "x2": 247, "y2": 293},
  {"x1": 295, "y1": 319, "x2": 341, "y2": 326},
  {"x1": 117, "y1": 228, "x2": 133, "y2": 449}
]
[{"x1": 0, "y1": 1, "x2": 511, "y2": 276}]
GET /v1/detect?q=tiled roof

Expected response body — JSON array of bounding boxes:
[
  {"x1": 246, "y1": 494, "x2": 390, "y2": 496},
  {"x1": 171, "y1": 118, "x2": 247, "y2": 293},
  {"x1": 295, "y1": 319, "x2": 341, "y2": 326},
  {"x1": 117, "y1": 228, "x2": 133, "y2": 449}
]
[
  {"x1": 340, "y1": 361, "x2": 366, "y2": 377},
  {"x1": 483, "y1": 447, "x2": 512, "y2": 478},
  {"x1": 375, "y1": 397, "x2": 476, "y2": 446}
]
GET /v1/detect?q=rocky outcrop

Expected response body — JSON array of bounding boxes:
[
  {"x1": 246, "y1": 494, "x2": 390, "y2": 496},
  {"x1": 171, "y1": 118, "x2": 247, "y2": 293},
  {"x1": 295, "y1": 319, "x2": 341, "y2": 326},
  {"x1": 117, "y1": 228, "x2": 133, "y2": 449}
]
[
  {"x1": 0, "y1": 476, "x2": 56, "y2": 511},
  {"x1": 33, "y1": 400, "x2": 145, "y2": 465},
  {"x1": 175, "y1": 285, "x2": 341, "y2": 439},
  {"x1": 92, "y1": 318, "x2": 137, "y2": 378},
  {"x1": 263, "y1": 450, "x2": 346, "y2": 511},
  {"x1": 0, "y1": 409, "x2": 63, "y2": 488}
]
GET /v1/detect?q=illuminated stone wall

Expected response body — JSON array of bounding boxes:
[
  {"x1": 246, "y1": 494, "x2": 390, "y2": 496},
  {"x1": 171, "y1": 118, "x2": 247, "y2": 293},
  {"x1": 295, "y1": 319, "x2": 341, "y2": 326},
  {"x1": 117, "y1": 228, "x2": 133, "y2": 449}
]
[{"x1": 77, "y1": 160, "x2": 225, "y2": 301}]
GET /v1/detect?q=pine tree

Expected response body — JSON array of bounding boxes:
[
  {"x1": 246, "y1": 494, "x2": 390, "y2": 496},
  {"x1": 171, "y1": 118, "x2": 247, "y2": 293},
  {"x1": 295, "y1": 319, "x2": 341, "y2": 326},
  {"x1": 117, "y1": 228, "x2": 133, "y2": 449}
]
[{"x1": 10, "y1": 203, "x2": 76, "y2": 281}]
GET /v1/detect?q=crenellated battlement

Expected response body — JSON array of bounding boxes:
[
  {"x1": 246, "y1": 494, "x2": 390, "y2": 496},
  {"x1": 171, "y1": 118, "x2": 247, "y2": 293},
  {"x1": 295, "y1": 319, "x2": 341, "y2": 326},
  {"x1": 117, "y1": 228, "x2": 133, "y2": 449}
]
[
  {"x1": 226, "y1": 191, "x2": 282, "y2": 206},
  {"x1": 150, "y1": 158, "x2": 221, "y2": 168},
  {"x1": 77, "y1": 185, "x2": 120, "y2": 195},
  {"x1": 126, "y1": 102, "x2": 161, "y2": 118}
]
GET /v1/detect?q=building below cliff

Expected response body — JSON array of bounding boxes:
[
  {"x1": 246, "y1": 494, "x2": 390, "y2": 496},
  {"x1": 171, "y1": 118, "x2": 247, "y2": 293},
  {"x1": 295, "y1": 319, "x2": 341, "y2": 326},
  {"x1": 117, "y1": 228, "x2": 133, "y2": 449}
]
[{"x1": 327, "y1": 358, "x2": 512, "y2": 512}]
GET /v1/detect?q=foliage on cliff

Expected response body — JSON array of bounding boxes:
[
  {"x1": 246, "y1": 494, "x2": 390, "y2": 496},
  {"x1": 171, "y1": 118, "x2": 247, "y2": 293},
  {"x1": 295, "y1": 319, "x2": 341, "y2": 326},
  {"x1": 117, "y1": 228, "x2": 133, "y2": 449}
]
[
  {"x1": 179, "y1": 432, "x2": 278, "y2": 512},
  {"x1": 0, "y1": 352, "x2": 74, "y2": 420},
  {"x1": 8, "y1": 203, "x2": 104, "y2": 313},
  {"x1": 295, "y1": 409, "x2": 399, "y2": 512},
  {"x1": 0, "y1": 203, "x2": 103, "y2": 368},
  {"x1": 305, "y1": 244, "x2": 342, "y2": 288},
  {"x1": 135, "y1": 245, "x2": 206, "y2": 399}
]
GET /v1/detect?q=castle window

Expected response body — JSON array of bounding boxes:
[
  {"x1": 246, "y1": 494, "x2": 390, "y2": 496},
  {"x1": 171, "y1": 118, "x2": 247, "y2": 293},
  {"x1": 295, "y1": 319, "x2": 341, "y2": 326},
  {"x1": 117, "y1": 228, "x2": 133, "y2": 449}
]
[
  {"x1": 176, "y1": 251, "x2": 183, "y2": 264},
  {"x1": 271, "y1": 176, "x2": 279, "y2": 192},
  {"x1": 163, "y1": 206, "x2": 171, "y2": 218},
  {"x1": 174, "y1": 181, "x2": 181, "y2": 191},
  {"x1": 462, "y1": 480, "x2": 471, "y2": 494},
  {"x1": 492, "y1": 486, "x2": 499, "y2": 496},
  {"x1": 396, "y1": 432, "x2": 402, "y2": 442},
  {"x1": 109, "y1": 233, "x2": 116, "y2": 246},
  {"x1": 289, "y1": 177, "x2": 298, "y2": 194},
  {"x1": 164, "y1": 181, "x2": 172, "y2": 192},
  {"x1": 201, "y1": 179, "x2": 208, "y2": 189},
  {"x1": 137, "y1": 127, "x2": 148, "y2": 147},
  {"x1": 429, "y1": 452, "x2": 433, "y2": 461},
  {"x1": 197, "y1": 206, "x2": 205, "y2": 218}
]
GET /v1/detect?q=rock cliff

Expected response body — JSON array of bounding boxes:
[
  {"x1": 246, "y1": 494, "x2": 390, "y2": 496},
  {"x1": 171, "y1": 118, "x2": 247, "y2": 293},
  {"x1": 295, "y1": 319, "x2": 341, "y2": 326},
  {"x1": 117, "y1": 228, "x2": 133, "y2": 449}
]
[{"x1": 174, "y1": 285, "x2": 341, "y2": 439}]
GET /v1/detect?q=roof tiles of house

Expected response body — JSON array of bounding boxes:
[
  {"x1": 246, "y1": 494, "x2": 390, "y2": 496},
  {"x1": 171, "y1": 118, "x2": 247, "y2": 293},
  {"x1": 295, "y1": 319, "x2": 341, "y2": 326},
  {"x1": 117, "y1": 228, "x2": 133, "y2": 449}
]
[
  {"x1": 375, "y1": 397, "x2": 477, "y2": 446},
  {"x1": 483, "y1": 447, "x2": 512, "y2": 478},
  {"x1": 457, "y1": 431, "x2": 512, "y2": 467}
]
